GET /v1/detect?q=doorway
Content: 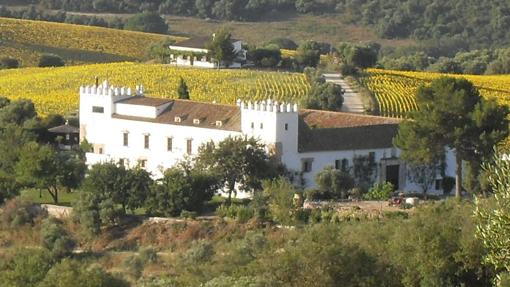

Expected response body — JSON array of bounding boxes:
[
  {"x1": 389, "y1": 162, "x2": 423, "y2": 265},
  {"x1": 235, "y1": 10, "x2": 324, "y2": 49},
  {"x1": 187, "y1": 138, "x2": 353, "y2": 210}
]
[{"x1": 385, "y1": 165, "x2": 399, "y2": 190}]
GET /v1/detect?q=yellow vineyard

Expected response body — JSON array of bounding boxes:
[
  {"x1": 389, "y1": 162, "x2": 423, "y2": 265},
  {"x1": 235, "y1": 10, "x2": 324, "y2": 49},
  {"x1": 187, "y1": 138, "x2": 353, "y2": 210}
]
[
  {"x1": 361, "y1": 69, "x2": 510, "y2": 118},
  {"x1": 0, "y1": 62, "x2": 310, "y2": 116},
  {"x1": 0, "y1": 17, "x2": 184, "y2": 66}
]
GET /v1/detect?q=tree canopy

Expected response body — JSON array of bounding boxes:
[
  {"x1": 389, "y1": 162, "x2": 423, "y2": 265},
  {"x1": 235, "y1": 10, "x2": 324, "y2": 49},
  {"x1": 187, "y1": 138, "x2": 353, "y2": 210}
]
[{"x1": 395, "y1": 77, "x2": 509, "y2": 197}]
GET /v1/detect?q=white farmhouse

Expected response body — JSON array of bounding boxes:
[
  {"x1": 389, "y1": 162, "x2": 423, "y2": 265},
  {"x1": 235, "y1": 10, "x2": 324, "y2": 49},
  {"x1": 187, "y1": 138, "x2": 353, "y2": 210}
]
[
  {"x1": 168, "y1": 35, "x2": 246, "y2": 68},
  {"x1": 80, "y1": 81, "x2": 456, "y2": 196}
]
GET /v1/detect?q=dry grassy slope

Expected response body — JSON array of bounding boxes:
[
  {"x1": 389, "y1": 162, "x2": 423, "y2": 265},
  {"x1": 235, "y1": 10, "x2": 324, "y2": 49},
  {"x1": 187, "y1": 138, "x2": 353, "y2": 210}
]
[{"x1": 0, "y1": 17, "x2": 185, "y2": 66}]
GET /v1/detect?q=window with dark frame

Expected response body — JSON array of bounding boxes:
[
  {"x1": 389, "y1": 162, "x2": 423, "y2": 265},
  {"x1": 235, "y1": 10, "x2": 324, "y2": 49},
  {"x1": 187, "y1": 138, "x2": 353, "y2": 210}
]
[
  {"x1": 341, "y1": 159, "x2": 349, "y2": 171},
  {"x1": 123, "y1": 132, "x2": 128, "y2": 146},
  {"x1": 144, "y1": 134, "x2": 150, "y2": 149},
  {"x1": 260, "y1": 123, "x2": 264, "y2": 129},
  {"x1": 186, "y1": 139, "x2": 193, "y2": 154},
  {"x1": 92, "y1": 106, "x2": 104, "y2": 113},
  {"x1": 285, "y1": 123, "x2": 289, "y2": 130},
  {"x1": 251, "y1": 122, "x2": 254, "y2": 129},
  {"x1": 302, "y1": 159, "x2": 313, "y2": 173},
  {"x1": 435, "y1": 179, "x2": 442, "y2": 190},
  {"x1": 139, "y1": 159, "x2": 147, "y2": 168},
  {"x1": 167, "y1": 137, "x2": 173, "y2": 151}
]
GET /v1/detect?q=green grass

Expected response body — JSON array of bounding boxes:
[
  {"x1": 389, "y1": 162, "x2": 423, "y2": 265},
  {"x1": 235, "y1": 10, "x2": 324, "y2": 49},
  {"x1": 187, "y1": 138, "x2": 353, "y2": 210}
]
[{"x1": 20, "y1": 189, "x2": 80, "y2": 206}]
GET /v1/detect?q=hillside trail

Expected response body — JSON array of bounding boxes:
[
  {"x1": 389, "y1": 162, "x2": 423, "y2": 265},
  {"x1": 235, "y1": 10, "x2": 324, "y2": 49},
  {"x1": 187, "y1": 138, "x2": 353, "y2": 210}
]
[{"x1": 323, "y1": 73, "x2": 364, "y2": 114}]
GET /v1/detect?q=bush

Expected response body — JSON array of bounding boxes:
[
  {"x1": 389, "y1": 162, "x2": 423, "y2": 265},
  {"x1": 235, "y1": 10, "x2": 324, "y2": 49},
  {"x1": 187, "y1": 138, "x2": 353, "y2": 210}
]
[
  {"x1": 125, "y1": 12, "x2": 168, "y2": 34},
  {"x1": 139, "y1": 246, "x2": 159, "y2": 264},
  {"x1": 183, "y1": 240, "x2": 215, "y2": 264},
  {"x1": 265, "y1": 38, "x2": 298, "y2": 50},
  {"x1": 236, "y1": 205, "x2": 254, "y2": 223},
  {"x1": 0, "y1": 57, "x2": 20, "y2": 69},
  {"x1": 122, "y1": 255, "x2": 144, "y2": 279},
  {"x1": 39, "y1": 259, "x2": 129, "y2": 287},
  {"x1": 40, "y1": 217, "x2": 75, "y2": 259},
  {"x1": 38, "y1": 54, "x2": 65, "y2": 67},
  {"x1": 215, "y1": 204, "x2": 254, "y2": 223},
  {"x1": 1, "y1": 198, "x2": 42, "y2": 228},
  {"x1": 180, "y1": 210, "x2": 197, "y2": 219},
  {"x1": 0, "y1": 248, "x2": 53, "y2": 287},
  {"x1": 315, "y1": 167, "x2": 354, "y2": 199},
  {"x1": 363, "y1": 182, "x2": 394, "y2": 200}
]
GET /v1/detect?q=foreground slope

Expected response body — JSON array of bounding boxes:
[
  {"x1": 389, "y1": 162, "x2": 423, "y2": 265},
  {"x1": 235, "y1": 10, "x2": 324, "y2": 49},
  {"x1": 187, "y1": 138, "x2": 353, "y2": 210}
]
[
  {"x1": 361, "y1": 69, "x2": 510, "y2": 118},
  {"x1": 0, "y1": 62, "x2": 310, "y2": 115},
  {"x1": 0, "y1": 17, "x2": 184, "y2": 66}
]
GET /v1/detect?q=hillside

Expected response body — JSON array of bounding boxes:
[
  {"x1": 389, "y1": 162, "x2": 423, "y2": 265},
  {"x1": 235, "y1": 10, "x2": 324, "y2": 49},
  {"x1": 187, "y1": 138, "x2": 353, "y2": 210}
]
[
  {"x1": 0, "y1": 62, "x2": 309, "y2": 116},
  {"x1": 360, "y1": 69, "x2": 510, "y2": 118},
  {"x1": 0, "y1": 17, "x2": 184, "y2": 66}
]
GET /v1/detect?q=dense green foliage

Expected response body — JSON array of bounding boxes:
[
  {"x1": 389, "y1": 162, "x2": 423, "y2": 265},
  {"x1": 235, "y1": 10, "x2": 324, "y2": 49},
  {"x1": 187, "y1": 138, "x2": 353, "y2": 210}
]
[
  {"x1": 146, "y1": 164, "x2": 219, "y2": 216},
  {"x1": 476, "y1": 150, "x2": 510, "y2": 281},
  {"x1": 196, "y1": 136, "x2": 278, "y2": 203},
  {"x1": 124, "y1": 12, "x2": 168, "y2": 34},
  {"x1": 205, "y1": 29, "x2": 236, "y2": 66},
  {"x1": 177, "y1": 77, "x2": 190, "y2": 99},
  {"x1": 395, "y1": 77, "x2": 509, "y2": 197},
  {"x1": 314, "y1": 166, "x2": 354, "y2": 199},
  {"x1": 38, "y1": 54, "x2": 65, "y2": 68}
]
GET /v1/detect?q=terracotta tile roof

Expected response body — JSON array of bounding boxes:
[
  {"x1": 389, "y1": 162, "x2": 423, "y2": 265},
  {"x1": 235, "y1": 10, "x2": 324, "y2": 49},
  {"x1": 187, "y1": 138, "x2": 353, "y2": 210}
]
[
  {"x1": 113, "y1": 99, "x2": 241, "y2": 132},
  {"x1": 170, "y1": 36, "x2": 211, "y2": 49},
  {"x1": 117, "y1": 96, "x2": 172, "y2": 106},
  {"x1": 171, "y1": 36, "x2": 239, "y2": 49},
  {"x1": 298, "y1": 109, "x2": 402, "y2": 152},
  {"x1": 299, "y1": 109, "x2": 401, "y2": 128},
  {"x1": 112, "y1": 98, "x2": 401, "y2": 149}
]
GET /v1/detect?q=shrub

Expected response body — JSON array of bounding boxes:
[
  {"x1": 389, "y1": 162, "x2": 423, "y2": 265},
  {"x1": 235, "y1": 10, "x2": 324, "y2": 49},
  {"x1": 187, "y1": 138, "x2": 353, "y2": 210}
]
[
  {"x1": 363, "y1": 182, "x2": 394, "y2": 200},
  {"x1": 139, "y1": 246, "x2": 159, "y2": 264},
  {"x1": 0, "y1": 248, "x2": 53, "y2": 287},
  {"x1": 180, "y1": 210, "x2": 197, "y2": 219},
  {"x1": 40, "y1": 217, "x2": 75, "y2": 259},
  {"x1": 0, "y1": 57, "x2": 19, "y2": 69},
  {"x1": 236, "y1": 206, "x2": 254, "y2": 223},
  {"x1": 38, "y1": 54, "x2": 65, "y2": 67},
  {"x1": 39, "y1": 259, "x2": 129, "y2": 287},
  {"x1": 183, "y1": 240, "x2": 215, "y2": 264},
  {"x1": 122, "y1": 255, "x2": 144, "y2": 279},
  {"x1": 1, "y1": 198, "x2": 42, "y2": 228}
]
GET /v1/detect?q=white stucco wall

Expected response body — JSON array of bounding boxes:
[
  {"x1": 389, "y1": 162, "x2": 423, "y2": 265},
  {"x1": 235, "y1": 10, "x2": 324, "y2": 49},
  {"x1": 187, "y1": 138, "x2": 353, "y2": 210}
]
[{"x1": 80, "y1": 84, "x2": 457, "y2": 196}]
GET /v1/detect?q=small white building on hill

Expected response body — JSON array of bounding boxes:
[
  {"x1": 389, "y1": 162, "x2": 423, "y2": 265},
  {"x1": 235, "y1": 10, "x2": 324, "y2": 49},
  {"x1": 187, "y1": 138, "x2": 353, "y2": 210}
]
[
  {"x1": 79, "y1": 81, "x2": 456, "y2": 196},
  {"x1": 169, "y1": 35, "x2": 246, "y2": 68}
]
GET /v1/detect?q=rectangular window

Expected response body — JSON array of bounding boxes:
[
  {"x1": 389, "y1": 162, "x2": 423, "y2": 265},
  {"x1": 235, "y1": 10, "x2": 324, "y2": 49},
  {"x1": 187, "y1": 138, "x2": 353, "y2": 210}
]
[
  {"x1": 335, "y1": 160, "x2": 340, "y2": 170},
  {"x1": 341, "y1": 159, "x2": 349, "y2": 171},
  {"x1": 139, "y1": 159, "x2": 147, "y2": 168},
  {"x1": 119, "y1": 158, "x2": 125, "y2": 166},
  {"x1": 302, "y1": 159, "x2": 313, "y2": 173},
  {"x1": 92, "y1": 106, "x2": 104, "y2": 113},
  {"x1": 284, "y1": 123, "x2": 289, "y2": 131},
  {"x1": 167, "y1": 137, "x2": 173, "y2": 151},
  {"x1": 368, "y1": 152, "x2": 375, "y2": 161},
  {"x1": 435, "y1": 179, "x2": 442, "y2": 190},
  {"x1": 144, "y1": 134, "x2": 150, "y2": 149},
  {"x1": 123, "y1": 132, "x2": 128, "y2": 147},
  {"x1": 260, "y1": 123, "x2": 264, "y2": 129},
  {"x1": 251, "y1": 122, "x2": 254, "y2": 129},
  {"x1": 187, "y1": 139, "x2": 193, "y2": 154}
]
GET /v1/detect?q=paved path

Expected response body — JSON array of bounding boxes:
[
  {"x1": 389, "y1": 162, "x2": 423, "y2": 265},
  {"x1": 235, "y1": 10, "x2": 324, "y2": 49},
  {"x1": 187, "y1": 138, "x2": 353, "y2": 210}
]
[{"x1": 323, "y1": 73, "x2": 364, "y2": 114}]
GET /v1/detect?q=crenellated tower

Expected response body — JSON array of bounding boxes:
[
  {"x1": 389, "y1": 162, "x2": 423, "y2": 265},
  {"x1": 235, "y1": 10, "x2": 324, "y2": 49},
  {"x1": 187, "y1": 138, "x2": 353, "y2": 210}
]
[{"x1": 238, "y1": 99, "x2": 299, "y2": 162}]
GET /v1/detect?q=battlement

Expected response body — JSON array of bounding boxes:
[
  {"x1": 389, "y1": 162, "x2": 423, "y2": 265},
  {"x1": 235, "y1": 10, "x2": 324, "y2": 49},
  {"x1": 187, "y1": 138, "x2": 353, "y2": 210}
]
[
  {"x1": 237, "y1": 99, "x2": 298, "y2": 113},
  {"x1": 79, "y1": 80, "x2": 144, "y2": 98}
]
